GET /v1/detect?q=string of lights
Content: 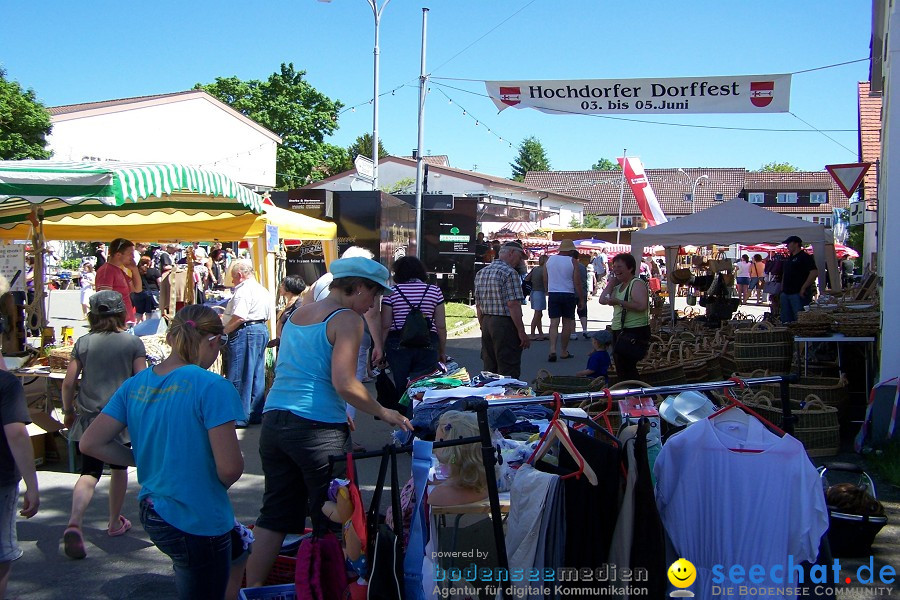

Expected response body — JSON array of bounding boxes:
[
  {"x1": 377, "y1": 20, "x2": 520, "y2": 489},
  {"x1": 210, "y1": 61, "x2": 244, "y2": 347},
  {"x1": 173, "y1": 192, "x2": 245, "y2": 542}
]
[{"x1": 434, "y1": 86, "x2": 514, "y2": 148}]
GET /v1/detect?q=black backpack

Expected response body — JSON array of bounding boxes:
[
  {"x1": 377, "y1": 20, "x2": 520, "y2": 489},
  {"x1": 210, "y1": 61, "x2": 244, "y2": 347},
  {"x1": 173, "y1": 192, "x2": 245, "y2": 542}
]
[{"x1": 394, "y1": 285, "x2": 433, "y2": 348}]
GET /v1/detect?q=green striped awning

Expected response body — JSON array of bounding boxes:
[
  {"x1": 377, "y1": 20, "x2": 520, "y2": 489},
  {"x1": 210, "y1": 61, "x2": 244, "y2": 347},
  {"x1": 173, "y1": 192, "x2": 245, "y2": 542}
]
[{"x1": 0, "y1": 160, "x2": 264, "y2": 212}]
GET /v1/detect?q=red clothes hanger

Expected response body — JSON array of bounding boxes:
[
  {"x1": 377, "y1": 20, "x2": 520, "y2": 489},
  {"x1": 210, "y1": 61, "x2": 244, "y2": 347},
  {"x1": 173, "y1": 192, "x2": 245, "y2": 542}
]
[
  {"x1": 527, "y1": 393, "x2": 599, "y2": 485},
  {"x1": 708, "y1": 377, "x2": 785, "y2": 453}
]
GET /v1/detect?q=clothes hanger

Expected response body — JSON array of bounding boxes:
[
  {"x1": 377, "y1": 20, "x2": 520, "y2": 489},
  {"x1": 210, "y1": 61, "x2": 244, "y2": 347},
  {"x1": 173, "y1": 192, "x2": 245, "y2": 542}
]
[
  {"x1": 527, "y1": 394, "x2": 599, "y2": 485},
  {"x1": 708, "y1": 377, "x2": 785, "y2": 453}
]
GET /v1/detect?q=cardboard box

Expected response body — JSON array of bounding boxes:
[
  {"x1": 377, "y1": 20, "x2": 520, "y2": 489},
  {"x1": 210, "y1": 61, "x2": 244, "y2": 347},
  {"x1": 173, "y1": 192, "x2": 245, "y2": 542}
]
[{"x1": 26, "y1": 410, "x2": 64, "y2": 467}]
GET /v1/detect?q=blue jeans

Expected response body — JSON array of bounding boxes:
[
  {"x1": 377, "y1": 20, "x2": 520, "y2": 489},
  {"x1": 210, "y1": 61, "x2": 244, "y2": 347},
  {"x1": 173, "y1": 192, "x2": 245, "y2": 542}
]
[
  {"x1": 385, "y1": 331, "x2": 440, "y2": 395},
  {"x1": 780, "y1": 292, "x2": 808, "y2": 323},
  {"x1": 139, "y1": 498, "x2": 231, "y2": 600},
  {"x1": 227, "y1": 323, "x2": 269, "y2": 424}
]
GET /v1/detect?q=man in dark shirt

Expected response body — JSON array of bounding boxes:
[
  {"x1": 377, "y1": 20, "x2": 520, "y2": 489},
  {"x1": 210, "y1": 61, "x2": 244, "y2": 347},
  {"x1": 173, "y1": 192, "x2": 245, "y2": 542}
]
[{"x1": 779, "y1": 235, "x2": 818, "y2": 323}]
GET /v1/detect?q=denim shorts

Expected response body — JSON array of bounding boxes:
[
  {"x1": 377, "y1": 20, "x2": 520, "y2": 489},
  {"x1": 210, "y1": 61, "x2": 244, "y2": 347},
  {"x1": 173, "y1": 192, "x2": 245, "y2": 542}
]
[
  {"x1": 256, "y1": 410, "x2": 350, "y2": 534},
  {"x1": 736, "y1": 277, "x2": 751, "y2": 285},
  {"x1": 0, "y1": 483, "x2": 22, "y2": 563},
  {"x1": 547, "y1": 293, "x2": 577, "y2": 320},
  {"x1": 139, "y1": 498, "x2": 231, "y2": 600}
]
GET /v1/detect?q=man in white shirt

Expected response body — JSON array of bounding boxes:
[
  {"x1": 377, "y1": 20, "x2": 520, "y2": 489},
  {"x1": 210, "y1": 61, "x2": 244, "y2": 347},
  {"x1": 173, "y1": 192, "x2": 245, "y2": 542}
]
[
  {"x1": 591, "y1": 253, "x2": 608, "y2": 295},
  {"x1": 546, "y1": 240, "x2": 585, "y2": 362},
  {"x1": 223, "y1": 261, "x2": 272, "y2": 427}
]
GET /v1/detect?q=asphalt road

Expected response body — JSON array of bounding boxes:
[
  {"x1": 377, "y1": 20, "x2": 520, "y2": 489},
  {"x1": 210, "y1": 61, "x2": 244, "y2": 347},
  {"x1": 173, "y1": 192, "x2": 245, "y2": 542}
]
[{"x1": 14, "y1": 290, "x2": 898, "y2": 599}]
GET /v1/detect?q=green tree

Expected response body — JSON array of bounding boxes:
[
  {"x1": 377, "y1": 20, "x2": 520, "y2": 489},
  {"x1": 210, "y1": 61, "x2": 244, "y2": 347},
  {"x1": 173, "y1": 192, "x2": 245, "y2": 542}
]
[
  {"x1": 510, "y1": 136, "x2": 550, "y2": 181},
  {"x1": 196, "y1": 63, "x2": 344, "y2": 188},
  {"x1": 591, "y1": 158, "x2": 621, "y2": 171},
  {"x1": 0, "y1": 68, "x2": 52, "y2": 160},
  {"x1": 757, "y1": 162, "x2": 798, "y2": 172},
  {"x1": 384, "y1": 177, "x2": 415, "y2": 194},
  {"x1": 348, "y1": 133, "x2": 388, "y2": 163},
  {"x1": 569, "y1": 214, "x2": 615, "y2": 229}
]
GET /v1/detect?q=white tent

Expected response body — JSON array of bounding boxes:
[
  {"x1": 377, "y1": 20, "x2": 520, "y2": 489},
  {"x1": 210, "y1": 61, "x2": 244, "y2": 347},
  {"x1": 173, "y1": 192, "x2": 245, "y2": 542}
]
[{"x1": 631, "y1": 199, "x2": 831, "y2": 320}]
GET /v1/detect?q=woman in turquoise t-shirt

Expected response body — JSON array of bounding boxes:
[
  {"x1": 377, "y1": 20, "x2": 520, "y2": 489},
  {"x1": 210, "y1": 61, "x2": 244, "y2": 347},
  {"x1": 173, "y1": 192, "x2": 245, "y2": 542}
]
[{"x1": 81, "y1": 305, "x2": 244, "y2": 600}]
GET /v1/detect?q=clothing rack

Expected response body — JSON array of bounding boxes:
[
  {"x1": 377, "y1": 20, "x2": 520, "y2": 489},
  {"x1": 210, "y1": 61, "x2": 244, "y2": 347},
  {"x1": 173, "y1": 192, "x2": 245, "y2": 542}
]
[
  {"x1": 328, "y1": 399, "x2": 511, "y2": 599},
  {"x1": 487, "y1": 374, "x2": 798, "y2": 434},
  {"x1": 330, "y1": 375, "x2": 794, "y2": 600}
]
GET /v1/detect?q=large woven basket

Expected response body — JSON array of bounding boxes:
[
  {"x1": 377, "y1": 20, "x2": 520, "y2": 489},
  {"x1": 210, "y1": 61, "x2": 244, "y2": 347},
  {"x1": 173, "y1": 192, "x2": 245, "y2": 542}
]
[
  {"x1": 534, "y1": 369, "x2": 607, "y2": 395},
  {"x1": 636, "y1": 359, "x2": 686, "y2": 387},
  {"x1": 831, "y1": 310, "x2": 880, "y2": 337},
  {"x1": 733, "y1": 322, "x2": 793, "y2": 373},
  {"x1": 761, "y1": 375, "x2": 848, "y2": 410},
  {"x1": 734, "y1": 321, "x2": 793, "y2": 346},
  {"x1": 744, "y1": 393, "x2": 840, "y2": 457}
]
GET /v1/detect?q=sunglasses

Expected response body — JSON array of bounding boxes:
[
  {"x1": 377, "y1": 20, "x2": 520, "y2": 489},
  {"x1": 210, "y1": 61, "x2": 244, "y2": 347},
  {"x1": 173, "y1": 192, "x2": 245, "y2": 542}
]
[{"x1": 208, "y1": 333, "x2": 229, "y2": 347}]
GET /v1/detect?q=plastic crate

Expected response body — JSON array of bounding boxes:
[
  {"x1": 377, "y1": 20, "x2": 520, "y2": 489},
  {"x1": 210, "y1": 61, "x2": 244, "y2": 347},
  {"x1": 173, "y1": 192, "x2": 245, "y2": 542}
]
[{"x1": 238, "y1": 584, "x2": 296, "y2": 600}]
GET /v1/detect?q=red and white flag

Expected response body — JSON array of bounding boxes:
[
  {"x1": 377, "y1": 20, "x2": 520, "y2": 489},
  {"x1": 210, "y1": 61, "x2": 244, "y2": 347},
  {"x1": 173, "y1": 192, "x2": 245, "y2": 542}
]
[{"x1": 617, "y1": 156, "x2": 667, "y2": 226}]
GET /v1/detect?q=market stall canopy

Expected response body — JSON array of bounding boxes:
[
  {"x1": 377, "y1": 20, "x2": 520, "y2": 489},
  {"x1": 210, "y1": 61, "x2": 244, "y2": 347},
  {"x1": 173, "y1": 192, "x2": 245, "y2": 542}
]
[
  {"x1": 0, "y1": 202, "x2": 336, "y2": 242},
  {"x1": 630, "y1": 199, "x2": 828, "y2": 250},
  {"x1": 0, "y1": 160, "x2": 336, "y2": 242},
  {"x1": 0, "y1": 160, "x2": 264, "y2": 227}
]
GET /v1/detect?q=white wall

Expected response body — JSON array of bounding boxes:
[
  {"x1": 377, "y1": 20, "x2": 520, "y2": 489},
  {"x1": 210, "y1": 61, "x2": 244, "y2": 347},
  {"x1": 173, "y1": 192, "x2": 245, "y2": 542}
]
[
  {"x1": 879, "y1": 1, "x2": 899, "y2": 380},
  {"x1": 48, "y1": 97, "x2": 278, "y2": 188}
]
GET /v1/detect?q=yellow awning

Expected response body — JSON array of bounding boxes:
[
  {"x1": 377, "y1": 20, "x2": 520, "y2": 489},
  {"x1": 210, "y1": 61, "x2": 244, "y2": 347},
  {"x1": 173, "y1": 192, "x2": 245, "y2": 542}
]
[{"x1": 0, "y1": 201, "x2": 336, "y2": 243}]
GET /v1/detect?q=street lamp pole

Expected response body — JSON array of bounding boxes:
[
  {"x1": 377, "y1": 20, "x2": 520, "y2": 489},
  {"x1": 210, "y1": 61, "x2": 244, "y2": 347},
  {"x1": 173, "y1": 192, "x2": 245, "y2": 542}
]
[
  {"x1": 368, "y1": 0, "x2": 390, "y2": 191},
  {"x1": 678, "y1": 169, "x2": 708, "y2": 214}
]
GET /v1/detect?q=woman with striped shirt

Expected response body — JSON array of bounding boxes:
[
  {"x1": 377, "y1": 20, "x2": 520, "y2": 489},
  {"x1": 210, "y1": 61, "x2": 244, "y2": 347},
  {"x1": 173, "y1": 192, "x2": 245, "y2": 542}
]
[{"x1": 381, "y1": 256, "x2": 447, "y2": 395}]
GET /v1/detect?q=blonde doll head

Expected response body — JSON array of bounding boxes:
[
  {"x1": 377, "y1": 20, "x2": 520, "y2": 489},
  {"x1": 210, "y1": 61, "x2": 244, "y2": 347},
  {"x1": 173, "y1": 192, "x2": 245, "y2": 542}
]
[{"x1": 435, "y1": 411, "x2": 487, "y2": 493}]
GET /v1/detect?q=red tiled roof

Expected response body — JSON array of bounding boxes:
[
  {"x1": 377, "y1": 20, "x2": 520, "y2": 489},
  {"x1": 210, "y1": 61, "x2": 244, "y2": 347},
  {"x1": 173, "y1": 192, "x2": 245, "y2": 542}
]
[
  {"x1": 858, "y1": 81, "x2": 882, "y2": 204},
  {"x1": 49, "y1": 91, "x2": 199, "y2": 116},
  {"x1": 524, "y1": 168, "x2": 847, "y2": 217},
  {"x1": 401, "y1": 155, "x2": 450, "y2": 167}
]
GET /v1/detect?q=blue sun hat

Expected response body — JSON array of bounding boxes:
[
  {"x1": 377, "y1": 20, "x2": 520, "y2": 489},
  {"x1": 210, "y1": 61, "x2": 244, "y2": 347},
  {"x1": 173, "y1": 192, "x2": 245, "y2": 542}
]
[{"x1": 328, "y1": 257, "x2": 391, "y2": 294}]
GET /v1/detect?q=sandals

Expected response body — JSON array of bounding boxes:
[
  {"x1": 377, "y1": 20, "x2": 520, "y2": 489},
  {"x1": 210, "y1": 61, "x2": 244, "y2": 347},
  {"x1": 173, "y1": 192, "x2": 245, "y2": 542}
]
[
  {"x1": 63, "y1": 526, "x2": 86, "y2": 559},
  {"x1": 548, "y1": 354, "x2": 557, "y2": 363},
  {"x1": 561, "y1": 353, "x2": 576, "y2": 360},
  {"x1": 108, "y1": 515, "x2": 132, "y2": 537}
]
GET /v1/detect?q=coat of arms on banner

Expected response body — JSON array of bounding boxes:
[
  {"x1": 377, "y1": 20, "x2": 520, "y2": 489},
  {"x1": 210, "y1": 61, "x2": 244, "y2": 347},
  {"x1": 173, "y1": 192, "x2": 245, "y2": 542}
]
[
  {"x1": 750, "y1": 81, "x2": 775, "y2": 107},
  {"x1": 499, "y1": 87, "x2": 521, "y2": 106}
]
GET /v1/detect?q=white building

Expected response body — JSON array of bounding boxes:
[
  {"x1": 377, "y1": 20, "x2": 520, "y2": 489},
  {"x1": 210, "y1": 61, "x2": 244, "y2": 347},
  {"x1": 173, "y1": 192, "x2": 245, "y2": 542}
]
[
  {"x1": 305, "y1": 155, "x2": 586, "y2": 231},
  {"x1": 48, "y1": 90, "x2": 281, "y2": 190}
]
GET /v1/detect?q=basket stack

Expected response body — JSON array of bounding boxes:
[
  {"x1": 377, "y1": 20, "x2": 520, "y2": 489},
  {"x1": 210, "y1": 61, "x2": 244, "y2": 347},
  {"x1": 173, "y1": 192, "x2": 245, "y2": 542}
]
[
  {"x1": 788, "y1": 309, "x2": 833, "y2": 337},
  {"x1": 762, "y1": 375, "x2": 849, "y2": 415},
  {"x1": 832, "y1": 309, "x2": 880, "y2": 337},
  {"x1": 733, "y1": 322, "x2": 793, "y2": 374},
  {"x1": 48, "y1": 346, "x2": 73, "y2": 371}
]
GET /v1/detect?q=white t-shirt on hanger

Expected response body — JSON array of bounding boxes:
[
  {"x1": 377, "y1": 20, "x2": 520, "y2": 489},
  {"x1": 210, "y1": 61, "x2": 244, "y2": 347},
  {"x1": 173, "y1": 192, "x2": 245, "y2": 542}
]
[{"x1": 654, "y1": 418, "x2": 828, "y2": 600}]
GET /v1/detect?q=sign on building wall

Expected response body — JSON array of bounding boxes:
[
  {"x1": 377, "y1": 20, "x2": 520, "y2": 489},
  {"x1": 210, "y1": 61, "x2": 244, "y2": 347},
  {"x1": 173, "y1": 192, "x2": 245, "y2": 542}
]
[{"x1": 486, "y1": 74, "x2": 791, "y2": 115}]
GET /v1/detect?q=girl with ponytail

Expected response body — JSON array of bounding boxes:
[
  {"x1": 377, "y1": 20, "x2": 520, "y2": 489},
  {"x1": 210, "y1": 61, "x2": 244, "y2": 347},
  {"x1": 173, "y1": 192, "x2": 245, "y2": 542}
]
[{"x1": 80, "y1": 305, "x2": 245, "y2": 599}]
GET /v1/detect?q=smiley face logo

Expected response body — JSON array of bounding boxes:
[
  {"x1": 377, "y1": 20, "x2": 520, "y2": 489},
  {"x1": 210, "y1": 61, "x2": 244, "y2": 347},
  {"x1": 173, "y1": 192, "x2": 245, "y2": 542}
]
[{"x1": 667, "y1": 558, "x2": 697, "y2": 588}]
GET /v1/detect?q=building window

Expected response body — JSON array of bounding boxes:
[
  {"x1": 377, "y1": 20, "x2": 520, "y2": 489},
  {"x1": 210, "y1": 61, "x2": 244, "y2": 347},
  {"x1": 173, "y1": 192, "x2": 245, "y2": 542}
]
[
  {"x1": 810, "y1": 192, "x2": 827, "y2": 204},
  {"x1": 812, "y1": 216, "x2": 832, "y2": 227},
  {"x1": 620, "y1": 216, "x2": 634, "y2": 227},
  {"x1": 683, "y1": 193, "x2": 693, "y2": 204},
  {"x1": 715, "y1": 193, "x2": 724, "y2": 202},
  {"x1": 748, "y1": 192, "x2": 765, "y2": 204},
  {"x1": 776, "y1": 192, "x2": 798, "y2": 204}
]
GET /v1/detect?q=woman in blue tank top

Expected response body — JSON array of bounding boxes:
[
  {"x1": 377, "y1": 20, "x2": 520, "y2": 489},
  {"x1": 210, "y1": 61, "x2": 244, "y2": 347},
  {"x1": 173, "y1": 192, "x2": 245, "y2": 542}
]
[{"x1": 245, "y1": 257, "x2": 414, "y2": 587}]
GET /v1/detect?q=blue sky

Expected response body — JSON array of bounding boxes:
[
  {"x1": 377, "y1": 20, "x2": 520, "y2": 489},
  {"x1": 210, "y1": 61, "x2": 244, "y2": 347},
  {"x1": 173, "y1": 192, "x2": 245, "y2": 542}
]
[{"x1": 1, "y1": 1, "x2": 872, "y2": 178}]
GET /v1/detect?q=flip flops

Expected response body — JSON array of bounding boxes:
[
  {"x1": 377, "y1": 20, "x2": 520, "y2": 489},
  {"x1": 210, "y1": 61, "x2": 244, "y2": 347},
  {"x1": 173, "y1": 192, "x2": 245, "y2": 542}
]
[
  {"x1": 548, "y1": 354, "x2": 557, "y2": 362},
  {"x1": 63, "y1": 526, "x2": 86, "y2": 559},
  {"x1": 108, "y1": 515, "x2": 132, "y2": 537},
  {"x1": 560, "y1": 353, "x2": 576, "y2": 360}
]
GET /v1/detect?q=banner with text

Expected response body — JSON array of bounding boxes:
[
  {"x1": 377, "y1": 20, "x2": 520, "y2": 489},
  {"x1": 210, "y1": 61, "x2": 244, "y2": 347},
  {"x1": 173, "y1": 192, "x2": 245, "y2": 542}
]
[
  {"x1": 485, "y1": 74, "x2": 791, "y2": 115},
  {"x1": 618, "y1": 157, "x2": 667, "y2": 227}
]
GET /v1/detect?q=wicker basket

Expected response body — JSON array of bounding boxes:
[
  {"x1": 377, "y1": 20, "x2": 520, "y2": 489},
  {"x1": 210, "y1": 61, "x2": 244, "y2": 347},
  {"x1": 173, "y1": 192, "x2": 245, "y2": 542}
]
[
  {"x1": 761, "y1": 375, "x2": 849, "y2": 410},
  {"x1": 745, "y1": 393, "x2": 840, "y2": 457},
  {"x1": 48, "y1": 346, "x2": 73, "y2": 371},
  {"x1": 534, "y1": 369, "x2": 607, "y2": 395},
  {"x1": 636, "y1": 359, "x2": 687, "y2": 387},
  {"x1": 831, "y1": 311, "x2": 880, "y2": 337}
]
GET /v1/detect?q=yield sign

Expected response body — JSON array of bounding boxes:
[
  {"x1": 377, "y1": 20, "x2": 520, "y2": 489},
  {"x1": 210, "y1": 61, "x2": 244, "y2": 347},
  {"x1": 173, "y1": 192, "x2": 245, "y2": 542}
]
[{"x1": 825, "y1": 162, "x2": 871, "y2": 198}]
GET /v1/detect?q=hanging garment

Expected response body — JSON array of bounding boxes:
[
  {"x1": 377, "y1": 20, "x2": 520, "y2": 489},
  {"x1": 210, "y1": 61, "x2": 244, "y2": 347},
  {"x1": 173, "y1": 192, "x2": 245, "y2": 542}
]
[
  {"x1": 629, "y1": 421, "x2": 667, "y2": 600},
  {"x1": 506, "y1": 464, "x2": 562, "y2": 600},
  {"x1": 608, "y1": 428, "x2": 638, "y2": 597},
  {"x1": 654, "y1": 418, "x2": 828, "y2": 600}
]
